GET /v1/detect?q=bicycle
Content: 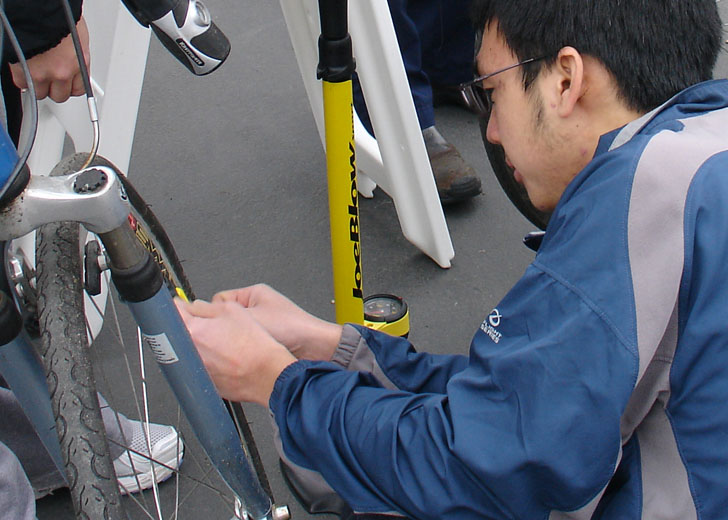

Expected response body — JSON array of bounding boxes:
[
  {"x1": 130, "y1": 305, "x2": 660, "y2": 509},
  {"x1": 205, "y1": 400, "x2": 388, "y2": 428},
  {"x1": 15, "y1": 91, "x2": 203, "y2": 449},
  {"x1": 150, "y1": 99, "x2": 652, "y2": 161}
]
[{"x1": 0, "y1": 3, "x2": 288, "y2": 519}]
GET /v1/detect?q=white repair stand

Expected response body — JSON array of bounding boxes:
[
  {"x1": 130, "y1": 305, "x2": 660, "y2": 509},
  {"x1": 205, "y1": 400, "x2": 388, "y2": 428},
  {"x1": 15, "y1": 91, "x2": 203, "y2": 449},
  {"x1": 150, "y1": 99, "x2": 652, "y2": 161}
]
[{"x1": 279, "y1": 0, "x2": 455, "y2": 268}]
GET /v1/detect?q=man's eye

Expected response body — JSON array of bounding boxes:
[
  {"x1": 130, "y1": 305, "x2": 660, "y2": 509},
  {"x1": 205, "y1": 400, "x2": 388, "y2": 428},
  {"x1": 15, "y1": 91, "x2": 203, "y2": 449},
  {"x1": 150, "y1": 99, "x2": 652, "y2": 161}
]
[{"x1": 475, "y1": 86, "x2": 494, "y2": 111}]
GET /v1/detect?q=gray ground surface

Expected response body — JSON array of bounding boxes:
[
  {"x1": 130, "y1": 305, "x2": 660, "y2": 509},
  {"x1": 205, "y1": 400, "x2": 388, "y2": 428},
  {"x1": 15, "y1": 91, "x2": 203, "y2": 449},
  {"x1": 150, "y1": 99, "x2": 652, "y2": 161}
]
[{"x1": 37, "y1": 0, "x2": 728, "y2": 518}]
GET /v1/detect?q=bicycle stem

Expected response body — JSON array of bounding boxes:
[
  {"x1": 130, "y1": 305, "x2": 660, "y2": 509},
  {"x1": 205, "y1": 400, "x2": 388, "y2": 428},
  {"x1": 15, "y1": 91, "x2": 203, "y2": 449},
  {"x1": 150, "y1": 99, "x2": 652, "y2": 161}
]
[{"x1": 0, "y1": 166, "x2": 129, "y2": 241}]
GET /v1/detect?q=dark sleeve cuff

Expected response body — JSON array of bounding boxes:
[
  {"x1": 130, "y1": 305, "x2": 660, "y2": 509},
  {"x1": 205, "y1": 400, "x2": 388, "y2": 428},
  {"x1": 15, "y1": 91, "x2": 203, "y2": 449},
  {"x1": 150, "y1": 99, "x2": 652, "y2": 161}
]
[
  {"x1": 269, "y1": 359, "x2": 315, "y2": 411},
  {"x1": 4, "y1": 0, "x2": 83, "y2": 62}
]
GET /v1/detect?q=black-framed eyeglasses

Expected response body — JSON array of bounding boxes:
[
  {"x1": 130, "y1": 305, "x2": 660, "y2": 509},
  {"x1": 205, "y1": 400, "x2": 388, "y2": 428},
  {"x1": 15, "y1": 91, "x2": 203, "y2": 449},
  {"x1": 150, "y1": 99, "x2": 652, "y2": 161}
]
[{"x1": 458, "y1": 56, "x2": 548, "y2": 119}]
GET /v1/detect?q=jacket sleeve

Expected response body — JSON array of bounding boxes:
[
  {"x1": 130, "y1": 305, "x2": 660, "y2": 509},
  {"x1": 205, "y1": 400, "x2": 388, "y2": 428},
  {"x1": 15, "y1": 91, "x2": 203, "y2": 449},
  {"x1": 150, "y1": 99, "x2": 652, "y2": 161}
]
[
  {"x1": 2, "y1": 0, "x2": 83, "y2": 62},
  {"x1": 330, "y1": 323, "x2": 469, "y2": 394},
  {"x1": 270, "y1": 264, "x2": 638, "y2": 519}
]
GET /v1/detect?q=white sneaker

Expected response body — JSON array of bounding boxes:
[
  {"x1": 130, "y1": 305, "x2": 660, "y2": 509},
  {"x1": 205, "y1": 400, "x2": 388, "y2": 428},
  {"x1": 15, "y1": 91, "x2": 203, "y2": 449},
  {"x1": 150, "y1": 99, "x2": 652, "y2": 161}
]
[{"x1": 113, "y1": 421, "x2": 184, "y2": 495}]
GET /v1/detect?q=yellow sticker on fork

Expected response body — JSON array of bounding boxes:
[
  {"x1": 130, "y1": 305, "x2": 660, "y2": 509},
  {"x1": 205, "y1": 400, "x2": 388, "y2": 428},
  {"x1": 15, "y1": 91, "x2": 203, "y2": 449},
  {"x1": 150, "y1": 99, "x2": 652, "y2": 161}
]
[
  {"x1": 128, "y1": 212, "x2": 184, "y2": 298},
  {"x1": 175, "y1": 287, "x2": 189, "y2": 302}
]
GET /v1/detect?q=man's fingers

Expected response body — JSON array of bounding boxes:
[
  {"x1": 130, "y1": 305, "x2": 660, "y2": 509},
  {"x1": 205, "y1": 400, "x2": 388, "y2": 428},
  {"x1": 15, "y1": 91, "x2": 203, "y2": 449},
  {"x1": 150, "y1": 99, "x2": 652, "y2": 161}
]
[
  {"x1": 174, "y1": 299, "x2": 228, "y2": 347},
  {"x1": 174, "y1": 299, "x2": 193, "y2": 326},
  {"x1": 70, "y1": 73, "x2": 85, "y2": 97},
  {"x1": 212, "y1": 287, "x2": 254, "y2": 307},
  {"x1": 32, "y1": 82, "x2": 51, "y2": 101},
  {"x1": 211, "y1": 290, "x2": 239, "y2": 304},
  {"x1": 175, "y1": 298, "x2": 223, "y2": 319},
  {"x1": 7, "y1": 16, "x2": 90, "y2": 103},
  {"x1": 212, "y1": 284, "x2": 276, "y2": 307}
]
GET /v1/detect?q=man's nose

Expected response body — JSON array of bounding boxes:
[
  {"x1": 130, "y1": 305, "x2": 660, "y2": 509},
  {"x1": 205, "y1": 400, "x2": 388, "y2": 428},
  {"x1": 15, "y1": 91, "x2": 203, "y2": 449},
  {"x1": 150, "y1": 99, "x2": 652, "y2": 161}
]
[{"x1": 485, "y1": 114, "x2": 500, "y2": 145}]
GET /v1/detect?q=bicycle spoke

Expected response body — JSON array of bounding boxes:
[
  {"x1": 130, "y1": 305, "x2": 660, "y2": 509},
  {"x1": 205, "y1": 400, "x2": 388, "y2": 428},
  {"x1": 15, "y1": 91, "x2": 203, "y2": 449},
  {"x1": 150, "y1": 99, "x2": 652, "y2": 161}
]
[
  {"x1": 118, "y1": 485, "x2": 159, "y2": 520},
  {"x1": 170, "y1": 407, "x2": 182, "y2": 520},
  {"x1": 175, "y1": 465, "x2": 236, "y2": 514},
  {"x1": 137, "y1": 327, "x2": 165, "y2": 520}
]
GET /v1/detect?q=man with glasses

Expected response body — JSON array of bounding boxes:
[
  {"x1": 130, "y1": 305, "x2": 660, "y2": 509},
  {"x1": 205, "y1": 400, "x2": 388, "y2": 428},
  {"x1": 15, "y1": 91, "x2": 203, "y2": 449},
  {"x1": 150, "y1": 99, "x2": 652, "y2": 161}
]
[{"x1": 179, "y1": 0, "x2": 728, "y2": 517}]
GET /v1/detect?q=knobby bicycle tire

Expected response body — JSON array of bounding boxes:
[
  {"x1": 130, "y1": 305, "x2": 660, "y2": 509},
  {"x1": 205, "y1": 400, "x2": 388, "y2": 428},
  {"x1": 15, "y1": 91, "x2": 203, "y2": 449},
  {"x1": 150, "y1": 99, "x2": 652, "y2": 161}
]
[
  {"x1": 35, "y1": 155, "x2": 125, "y2": 519},
  {"x1": 479, "y1": 119, "x2": 551, "y2": 230},
  {"x1": 36, "y1": 219, "x2": 123, "y2": 519},
  {"x1": 34, "y1": 153, "x2": 270, "y2": 518}
]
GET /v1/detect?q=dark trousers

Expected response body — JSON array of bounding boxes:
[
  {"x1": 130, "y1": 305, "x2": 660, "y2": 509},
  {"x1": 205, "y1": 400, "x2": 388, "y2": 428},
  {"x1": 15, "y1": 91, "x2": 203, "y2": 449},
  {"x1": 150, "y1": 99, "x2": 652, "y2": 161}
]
[
  {"x1": 353, "y1": 0, "x2": 475, "y2": 134},
  {"x1": 1, "y1": 60, "x2": 22, "y2": 146}
]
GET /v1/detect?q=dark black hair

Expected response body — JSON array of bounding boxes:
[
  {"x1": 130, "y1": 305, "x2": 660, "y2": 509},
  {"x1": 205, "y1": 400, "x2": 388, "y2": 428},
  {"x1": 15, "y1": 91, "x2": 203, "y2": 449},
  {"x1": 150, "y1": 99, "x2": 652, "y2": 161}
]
[{"x1": 470, "y1": 0, "x2": 723, "y2": 112}]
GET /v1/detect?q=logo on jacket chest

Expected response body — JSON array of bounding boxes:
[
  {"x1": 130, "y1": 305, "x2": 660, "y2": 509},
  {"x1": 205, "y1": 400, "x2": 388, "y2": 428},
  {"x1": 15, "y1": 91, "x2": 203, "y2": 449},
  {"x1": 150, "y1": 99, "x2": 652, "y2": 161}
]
[{"x1": 480, "y1": 308, "x2": 503, "y2": 343}]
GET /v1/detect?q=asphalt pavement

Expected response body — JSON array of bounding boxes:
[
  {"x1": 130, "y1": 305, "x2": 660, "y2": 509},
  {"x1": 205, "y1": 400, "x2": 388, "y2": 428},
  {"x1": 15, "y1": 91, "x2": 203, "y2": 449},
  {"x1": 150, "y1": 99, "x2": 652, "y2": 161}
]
[{"x1": 37, "y1": 0, "x2": 728, "y2": 518}]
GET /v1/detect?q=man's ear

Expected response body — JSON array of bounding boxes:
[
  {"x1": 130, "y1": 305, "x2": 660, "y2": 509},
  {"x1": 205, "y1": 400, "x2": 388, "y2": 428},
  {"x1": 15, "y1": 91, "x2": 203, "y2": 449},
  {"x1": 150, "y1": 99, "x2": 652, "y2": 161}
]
[{"x1": 551, "y1": 46, "x2": 584, "y2": 118}]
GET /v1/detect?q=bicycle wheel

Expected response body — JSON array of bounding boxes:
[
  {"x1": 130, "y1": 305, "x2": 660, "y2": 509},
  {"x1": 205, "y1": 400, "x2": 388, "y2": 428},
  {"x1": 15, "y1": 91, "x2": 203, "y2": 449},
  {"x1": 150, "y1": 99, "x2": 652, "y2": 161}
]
[
  {"x1": 33, "y1": 153, "x2": 271, "y2": 519},
  {"x1": 478, "y1": 119, "x2": 551, "y2": 230}
]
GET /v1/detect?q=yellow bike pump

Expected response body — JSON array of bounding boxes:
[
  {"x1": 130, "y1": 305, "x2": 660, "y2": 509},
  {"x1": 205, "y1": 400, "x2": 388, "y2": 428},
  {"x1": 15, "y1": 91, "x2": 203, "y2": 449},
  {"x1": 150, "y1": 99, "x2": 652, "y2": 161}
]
[
  {"x1": 317, "y1": 0, "x2": 409, "y2": 336},
  {"x1": 317, "y1": 0, "x2": 361, "y2": 325}
]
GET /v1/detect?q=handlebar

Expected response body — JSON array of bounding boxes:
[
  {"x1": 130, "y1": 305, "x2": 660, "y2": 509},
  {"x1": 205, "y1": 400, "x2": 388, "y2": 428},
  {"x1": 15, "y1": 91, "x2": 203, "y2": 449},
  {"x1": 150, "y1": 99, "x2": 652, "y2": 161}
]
[{"x1": 121, "y1": 0, "x2": 230, "y2": 75}]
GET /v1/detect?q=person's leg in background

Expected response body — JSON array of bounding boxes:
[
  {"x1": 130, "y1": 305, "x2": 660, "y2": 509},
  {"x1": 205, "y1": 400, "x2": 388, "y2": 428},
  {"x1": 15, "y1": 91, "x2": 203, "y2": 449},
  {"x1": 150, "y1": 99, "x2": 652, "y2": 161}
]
[
  {"x1": 1, "y1": 63, "x2": 38, "y2": 520},
  {"x1": 0, "y1": 438, "x2": 35, "y2": 520},
  {"x1": 352, "y1": 0, "x2": 481, "y2": 204},
  {"x1": 0, "y1": 387, "x2": 66, "y2": 497},
  {"x1": 411, "y1": 0, "x2": 475, "y2": 105}
]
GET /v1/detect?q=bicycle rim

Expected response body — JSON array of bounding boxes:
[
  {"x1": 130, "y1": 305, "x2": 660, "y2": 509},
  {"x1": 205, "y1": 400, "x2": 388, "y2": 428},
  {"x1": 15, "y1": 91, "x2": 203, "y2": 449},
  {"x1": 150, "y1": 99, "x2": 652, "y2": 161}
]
[{"x1": 34, "y1": 154, "x2": 268, "y2": 519}]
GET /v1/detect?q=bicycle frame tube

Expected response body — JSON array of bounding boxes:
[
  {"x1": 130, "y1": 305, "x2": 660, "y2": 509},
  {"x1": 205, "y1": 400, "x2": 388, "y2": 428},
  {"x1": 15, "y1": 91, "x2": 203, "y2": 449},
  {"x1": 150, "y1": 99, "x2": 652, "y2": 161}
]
[{"x1": 0, "y1": 122, "x2": 19, "y2": 198}]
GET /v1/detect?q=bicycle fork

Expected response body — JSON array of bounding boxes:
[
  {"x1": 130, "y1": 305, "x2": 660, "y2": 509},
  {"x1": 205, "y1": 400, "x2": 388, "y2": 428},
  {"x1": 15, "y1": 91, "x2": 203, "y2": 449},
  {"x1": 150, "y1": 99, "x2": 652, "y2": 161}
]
[
  {"x1": 102, "y1": 223, "x2": 284, "y2": 520},
  {"x1": 0, "y1": 165, "x2": 288, "y2": 520}
]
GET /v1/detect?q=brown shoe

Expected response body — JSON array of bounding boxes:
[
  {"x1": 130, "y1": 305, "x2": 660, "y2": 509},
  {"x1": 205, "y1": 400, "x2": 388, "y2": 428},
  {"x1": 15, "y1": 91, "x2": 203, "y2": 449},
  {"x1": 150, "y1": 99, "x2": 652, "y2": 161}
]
[{"x1": 423, "y1": 126, "x2": 482, "y2": 204}]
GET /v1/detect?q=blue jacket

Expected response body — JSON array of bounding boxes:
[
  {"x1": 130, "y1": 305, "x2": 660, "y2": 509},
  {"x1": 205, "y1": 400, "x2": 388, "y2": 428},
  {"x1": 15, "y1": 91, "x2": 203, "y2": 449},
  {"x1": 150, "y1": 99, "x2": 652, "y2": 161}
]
[{"x1": 271, "y1": 79, "x2": 728, "y2": 519}]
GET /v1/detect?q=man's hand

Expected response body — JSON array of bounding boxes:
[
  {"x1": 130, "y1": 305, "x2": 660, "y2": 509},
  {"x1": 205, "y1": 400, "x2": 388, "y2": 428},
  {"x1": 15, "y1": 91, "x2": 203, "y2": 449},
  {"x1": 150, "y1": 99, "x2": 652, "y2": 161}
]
[
  {"x1": 212, "y1": 284, "x2": 343, "y2": 361},
  {"x1": 176, "y1": 299, "x2": 296, "y2": 407},
  {"x1": 9, "y1": 17, "x2": 90, "y2": 103}
]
